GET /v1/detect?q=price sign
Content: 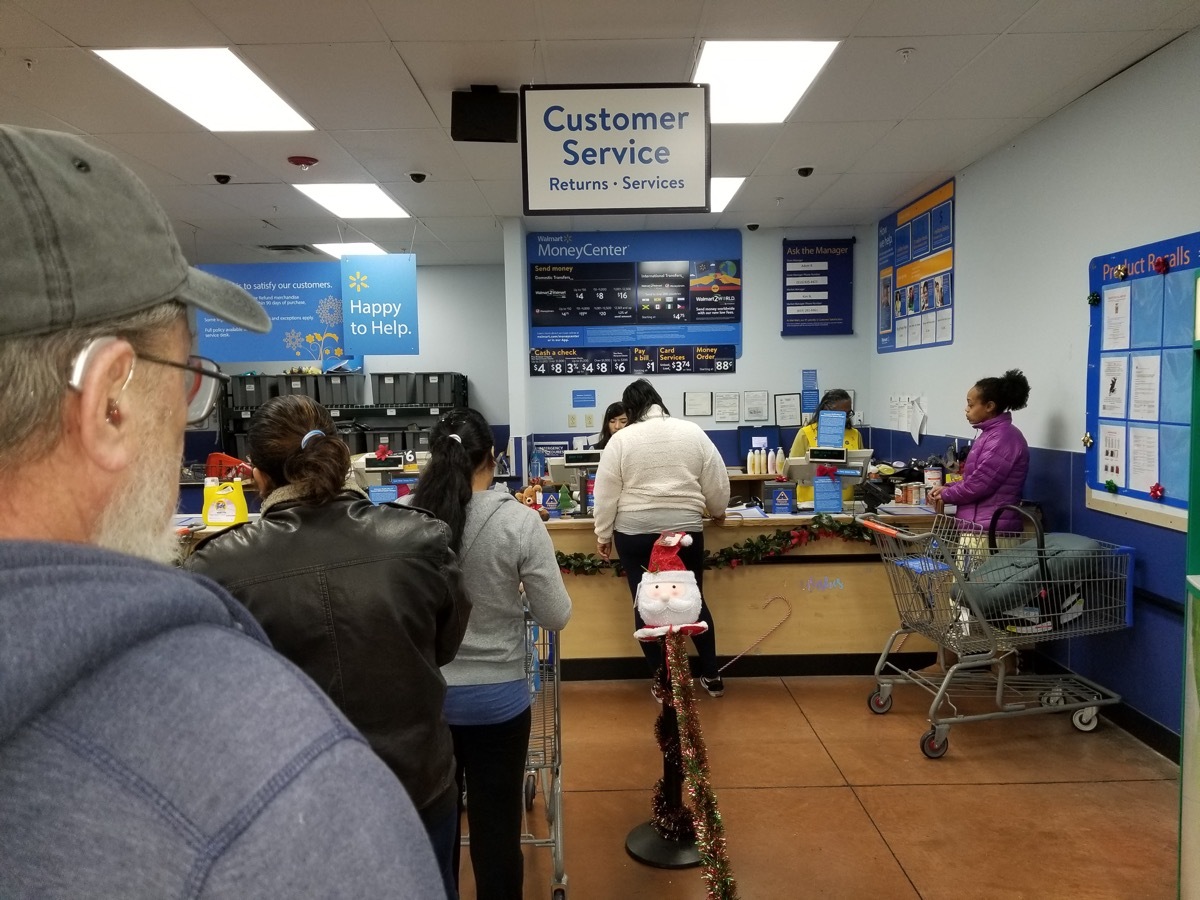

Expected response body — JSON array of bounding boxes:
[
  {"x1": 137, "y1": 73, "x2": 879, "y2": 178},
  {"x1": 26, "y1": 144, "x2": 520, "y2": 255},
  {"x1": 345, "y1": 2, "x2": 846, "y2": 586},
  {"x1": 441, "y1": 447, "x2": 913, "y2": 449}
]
[{"x1": 529, "y1": 345, "x2": 735, "y2": 376}]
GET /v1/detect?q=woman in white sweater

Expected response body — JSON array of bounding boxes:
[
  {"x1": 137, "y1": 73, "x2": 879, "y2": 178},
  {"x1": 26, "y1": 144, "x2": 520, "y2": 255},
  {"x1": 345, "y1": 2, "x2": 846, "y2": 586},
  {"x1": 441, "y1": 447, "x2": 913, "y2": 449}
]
[
  {"x1": 410, "y1": 408, "x2": 572, "y2": 900},
  {"x1": 593, "y1": 379, "x2": 731, "y2": 697}
]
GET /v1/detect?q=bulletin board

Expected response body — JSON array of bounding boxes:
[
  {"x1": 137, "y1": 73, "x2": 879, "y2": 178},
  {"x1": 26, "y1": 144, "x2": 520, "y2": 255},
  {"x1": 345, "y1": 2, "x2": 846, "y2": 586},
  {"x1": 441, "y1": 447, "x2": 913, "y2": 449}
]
[
  {"x1": 876, "y1": 179, "x2": 955, "y2": 353},
  {"x1": 1085, "y1": 230, "x2": 1197, "y2": 530}
]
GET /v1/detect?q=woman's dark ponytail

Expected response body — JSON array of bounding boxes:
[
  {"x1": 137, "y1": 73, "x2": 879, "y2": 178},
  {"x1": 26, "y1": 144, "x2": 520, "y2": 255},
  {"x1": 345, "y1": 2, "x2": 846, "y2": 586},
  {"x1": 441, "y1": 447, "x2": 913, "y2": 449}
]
[
  {"x1": 248, "y1": 395, "x2": 350, "y2": 504},
  {"x1": 411, "y1": 407, "x2": 494, "y2": 550}
]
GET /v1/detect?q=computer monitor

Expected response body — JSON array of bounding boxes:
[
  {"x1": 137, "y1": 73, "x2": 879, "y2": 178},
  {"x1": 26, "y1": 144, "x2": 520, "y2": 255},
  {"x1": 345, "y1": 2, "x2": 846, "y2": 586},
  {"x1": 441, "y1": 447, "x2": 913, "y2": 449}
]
[{"x1": 547, "y1": 456, "x2": 570, "y2": 485}]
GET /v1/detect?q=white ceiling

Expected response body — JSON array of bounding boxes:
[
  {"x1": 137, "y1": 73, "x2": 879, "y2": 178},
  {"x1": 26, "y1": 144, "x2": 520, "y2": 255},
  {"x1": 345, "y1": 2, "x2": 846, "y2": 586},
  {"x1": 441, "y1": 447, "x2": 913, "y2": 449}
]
[{"x1": 3, "y1": 0, "x2": 1198, "y2": 266}]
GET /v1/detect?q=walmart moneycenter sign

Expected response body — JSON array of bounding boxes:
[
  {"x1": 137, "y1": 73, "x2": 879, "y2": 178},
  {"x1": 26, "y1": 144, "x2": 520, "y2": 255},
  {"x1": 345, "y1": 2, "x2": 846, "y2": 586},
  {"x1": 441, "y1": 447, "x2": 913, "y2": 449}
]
[{"x1": 521, "y1": 83, "x2": 710, "y2": 216}]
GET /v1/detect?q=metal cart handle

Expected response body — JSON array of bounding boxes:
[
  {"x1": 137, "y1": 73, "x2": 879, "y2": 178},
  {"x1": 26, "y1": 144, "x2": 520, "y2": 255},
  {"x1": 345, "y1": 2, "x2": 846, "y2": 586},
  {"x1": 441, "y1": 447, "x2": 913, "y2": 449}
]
[{"x1": 855, "y1": 514, "x2": 937, "y2": 542}]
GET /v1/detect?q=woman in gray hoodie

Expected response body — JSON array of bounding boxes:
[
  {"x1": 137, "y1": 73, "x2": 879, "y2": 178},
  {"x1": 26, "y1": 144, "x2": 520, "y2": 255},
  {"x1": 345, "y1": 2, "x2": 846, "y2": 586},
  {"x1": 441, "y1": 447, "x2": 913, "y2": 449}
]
[{"x1": 411, "y1": 408, "x2": 572, "y2": 900}]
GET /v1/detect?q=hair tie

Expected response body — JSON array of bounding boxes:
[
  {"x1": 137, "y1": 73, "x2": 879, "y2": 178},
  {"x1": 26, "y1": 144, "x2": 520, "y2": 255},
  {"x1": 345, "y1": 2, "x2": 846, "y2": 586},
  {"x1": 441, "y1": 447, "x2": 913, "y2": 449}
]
[
  {"x1": 448, "y1": 433, "x2": 462, "y2": 444},
  {"x1": 300, "y1": 429, "x2": 325, "y2": 449}
]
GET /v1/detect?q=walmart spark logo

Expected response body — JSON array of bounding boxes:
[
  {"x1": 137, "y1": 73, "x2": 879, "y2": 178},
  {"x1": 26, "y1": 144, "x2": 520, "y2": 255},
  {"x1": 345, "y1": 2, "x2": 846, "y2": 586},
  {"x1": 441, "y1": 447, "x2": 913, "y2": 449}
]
[{"x1": 348, "y1": 272, "x2": 369, "y2": 292}]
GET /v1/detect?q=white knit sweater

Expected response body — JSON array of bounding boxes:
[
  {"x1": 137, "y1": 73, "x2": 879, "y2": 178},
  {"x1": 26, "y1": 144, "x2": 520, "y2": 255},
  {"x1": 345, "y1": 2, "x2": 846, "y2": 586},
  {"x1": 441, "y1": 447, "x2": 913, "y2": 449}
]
[{"x1": 592, "y1": 405, "x2": 730, "y2": 542}]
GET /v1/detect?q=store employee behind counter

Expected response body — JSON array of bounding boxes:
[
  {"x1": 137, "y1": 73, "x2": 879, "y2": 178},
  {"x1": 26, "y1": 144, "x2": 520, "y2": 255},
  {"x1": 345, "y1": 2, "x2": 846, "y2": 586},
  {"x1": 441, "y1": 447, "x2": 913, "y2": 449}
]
[{"x1": 788, "y1": 389, "x2": 862, "y2": 505}]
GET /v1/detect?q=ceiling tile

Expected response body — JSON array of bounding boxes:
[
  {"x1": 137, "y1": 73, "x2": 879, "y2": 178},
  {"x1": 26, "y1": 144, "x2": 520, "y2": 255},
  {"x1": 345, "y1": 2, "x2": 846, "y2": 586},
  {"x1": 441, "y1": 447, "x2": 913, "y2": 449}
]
[
  {"x1": 371, "y1": 0, "x2": 538, "y2": 42},
  {"x1": 477, "y1": 179, "x2": 526, "y2": 217},
  {"x1": 0, "y1": 2, "x2": 73, "y2": 46},
  {"x1": 856, "y1": 0, "x2": 1037, "y2": 36},
  {"x1": 810, "y1": 171, "x2": 945, "y2": 209},
  {"x1": 535, "y1": 0, "x2": 705, "y2": 40},
  {"x1": 13, "y1": 0, "x2": 229, "y2": 46},
  {"x1": 792, "y1": 35, "x2": 999, "y2": 122},
  {"x1": 849, "y1": 118, "x2": 1017, "y2": 173},
  {"x1": 97, "y1": 131, "x2": 279, "y2": 184},
  {"x1": 539, "y1": 40, "x2": 696, "y2": 83},
  {"x1": 721, "y1": 172, "x2": 840, "y2": 211},
  {"x1": 216, "y1": 132, "x2": 375, "y2": 182},
  {"x1": 911, "y1": 31, "x2": 1150, "y2": 119},
  {"x1": 699, "y1": 0, "x2": 873, "y2": 39},
  {"x1": 756, "y1": 121, "x2": 898, "y2": 176},
  {"x1": 241, "y1": 42, "x2": 438, "y2": 132},
  {"x1": 788, "y1": 207, "x2": 887, "y2": 227},
  {"x1": 1011, "y1": 0, "x2": 1198, "y2": 32},
  {"x1": 453, "y1": 142, "x2": 523, "y2": 181},
  {"x1": 331, "y1": 130, "x2": 470, "y2": 182},
  {"x1": 394, "y1": 41, "x2": 537, "y2": 127},
  {"x1": 380, "y1": 179, "x2": 491, "y2": 218},
  {"x1": 0, "y1": 48, "x2": 203, "y2": 133},
  {"x1": 0, "y1": 88, "x2": 79, "y2": 131},
  {"x1": 710, "y1": 125, "x2": 783, "y2": 176},
  {"x1": 190, "y1": 0, "x2": 386, "y2": 44},
  {"x1": 421, "y1": 217, "x2": 505, "y2": 242}
]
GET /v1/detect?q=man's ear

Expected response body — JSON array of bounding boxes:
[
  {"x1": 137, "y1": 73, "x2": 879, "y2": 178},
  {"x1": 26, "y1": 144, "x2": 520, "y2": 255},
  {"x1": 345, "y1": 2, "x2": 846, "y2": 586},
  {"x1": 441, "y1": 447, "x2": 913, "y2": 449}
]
[{"x1": 72, "y1": 338, "x2": 139, "y2": 474}]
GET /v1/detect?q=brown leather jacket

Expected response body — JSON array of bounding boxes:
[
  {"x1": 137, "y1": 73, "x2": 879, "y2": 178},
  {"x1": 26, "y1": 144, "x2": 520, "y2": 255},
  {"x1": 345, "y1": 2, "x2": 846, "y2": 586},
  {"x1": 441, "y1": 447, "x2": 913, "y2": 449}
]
[{"x1": 186, "y1": 488, "x2": 470, "y2": 813}]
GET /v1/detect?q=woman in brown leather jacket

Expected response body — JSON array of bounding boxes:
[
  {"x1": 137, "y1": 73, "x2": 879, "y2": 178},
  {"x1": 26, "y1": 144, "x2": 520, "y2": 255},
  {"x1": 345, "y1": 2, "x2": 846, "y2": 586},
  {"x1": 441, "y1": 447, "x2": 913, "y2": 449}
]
[{"x1": 186, "y1": 395, "x2": 470, "y2": 900}]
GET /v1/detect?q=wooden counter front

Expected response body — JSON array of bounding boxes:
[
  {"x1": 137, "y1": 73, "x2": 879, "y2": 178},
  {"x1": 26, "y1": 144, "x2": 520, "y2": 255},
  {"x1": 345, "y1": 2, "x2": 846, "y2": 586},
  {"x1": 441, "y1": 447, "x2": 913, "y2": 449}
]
[{"x1": 546, "y1": 515, "x2": 937, "y2": 664}]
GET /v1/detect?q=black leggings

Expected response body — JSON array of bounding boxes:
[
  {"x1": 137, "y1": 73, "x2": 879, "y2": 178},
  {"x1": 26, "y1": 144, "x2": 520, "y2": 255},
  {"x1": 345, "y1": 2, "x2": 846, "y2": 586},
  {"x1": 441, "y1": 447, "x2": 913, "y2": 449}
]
[{"x1": 613, "y1": 530, "x2": 718, "y2": 679}]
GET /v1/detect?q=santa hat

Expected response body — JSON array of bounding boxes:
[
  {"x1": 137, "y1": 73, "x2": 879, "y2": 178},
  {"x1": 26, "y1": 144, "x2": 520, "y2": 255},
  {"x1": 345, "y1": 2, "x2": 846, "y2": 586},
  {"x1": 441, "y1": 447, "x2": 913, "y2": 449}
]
[{"x1": 644, "y1": 532, "x2": 696, "y2": 583}]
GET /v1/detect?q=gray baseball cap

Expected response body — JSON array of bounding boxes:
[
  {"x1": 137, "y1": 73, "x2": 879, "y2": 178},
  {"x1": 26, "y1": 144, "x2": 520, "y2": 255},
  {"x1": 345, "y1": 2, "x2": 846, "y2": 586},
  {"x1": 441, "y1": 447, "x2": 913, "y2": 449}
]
[{"x1": 0, "y1": 125, "x2": 270, "y2": 338}]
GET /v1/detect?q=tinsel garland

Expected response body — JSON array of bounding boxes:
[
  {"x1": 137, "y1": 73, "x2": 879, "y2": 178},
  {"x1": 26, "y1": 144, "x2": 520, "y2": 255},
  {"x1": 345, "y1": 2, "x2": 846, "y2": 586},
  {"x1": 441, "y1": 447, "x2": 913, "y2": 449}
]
[
  {"x1": 666, "y1": 633, "x2": 739, "y2": 899},
  {"x1": 557, "y1": 515, "x2": 871, "y2": 576}
]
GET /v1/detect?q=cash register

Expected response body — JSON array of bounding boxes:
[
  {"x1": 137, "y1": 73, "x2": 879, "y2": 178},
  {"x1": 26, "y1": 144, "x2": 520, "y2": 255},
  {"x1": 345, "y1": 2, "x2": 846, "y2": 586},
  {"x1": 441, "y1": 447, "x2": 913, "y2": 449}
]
[{"x1": 546, "y1": 449, "x2": 603, "y2": 517}]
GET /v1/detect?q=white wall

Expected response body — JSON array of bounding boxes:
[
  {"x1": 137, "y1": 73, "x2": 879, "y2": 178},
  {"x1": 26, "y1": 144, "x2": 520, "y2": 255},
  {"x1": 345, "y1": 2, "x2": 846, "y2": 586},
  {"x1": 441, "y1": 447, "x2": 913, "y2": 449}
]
[
  {"x1": 867, "y1": 28, "x2": 1200, "y2": 451},
  {"x1": 365, "y1": 264, "x2": 509, "y2": 426}
]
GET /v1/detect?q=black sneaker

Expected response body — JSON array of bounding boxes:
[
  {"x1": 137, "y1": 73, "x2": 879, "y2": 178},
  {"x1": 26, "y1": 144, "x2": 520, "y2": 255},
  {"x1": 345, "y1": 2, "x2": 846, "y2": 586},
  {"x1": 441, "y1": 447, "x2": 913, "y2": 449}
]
[
  {"x1": 651, "y1": 681, "x2": 665, "y2": 703},
  {"x1": 701, "y1": 676, "x2": 725, "y2": 698}
]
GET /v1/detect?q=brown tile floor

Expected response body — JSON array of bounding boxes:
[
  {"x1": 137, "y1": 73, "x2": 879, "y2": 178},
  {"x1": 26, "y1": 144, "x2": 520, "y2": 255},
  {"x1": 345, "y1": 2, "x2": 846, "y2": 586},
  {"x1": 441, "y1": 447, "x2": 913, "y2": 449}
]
[{"x1": 457, "y1": 676, "x2": 1179, "y2": 899}]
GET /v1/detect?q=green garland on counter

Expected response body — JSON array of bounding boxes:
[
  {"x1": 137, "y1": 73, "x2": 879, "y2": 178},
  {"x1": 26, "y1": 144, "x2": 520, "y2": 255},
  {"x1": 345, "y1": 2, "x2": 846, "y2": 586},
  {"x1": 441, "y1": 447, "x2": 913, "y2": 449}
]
[{"x1": 555, "y1": 515, "x2": 873, "y2": 577}]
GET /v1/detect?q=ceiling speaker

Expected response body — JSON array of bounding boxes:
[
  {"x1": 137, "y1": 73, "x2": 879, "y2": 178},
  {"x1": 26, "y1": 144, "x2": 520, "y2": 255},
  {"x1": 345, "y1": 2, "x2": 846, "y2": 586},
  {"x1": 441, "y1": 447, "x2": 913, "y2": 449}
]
[{"x1": 451, "y1": 87, "x2": 518, "y2": 143}]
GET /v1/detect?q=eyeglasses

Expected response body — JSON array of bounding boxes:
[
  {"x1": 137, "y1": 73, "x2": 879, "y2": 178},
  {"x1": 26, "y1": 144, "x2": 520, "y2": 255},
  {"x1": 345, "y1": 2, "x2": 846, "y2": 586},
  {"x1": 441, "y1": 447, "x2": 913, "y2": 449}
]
[
  {"x1": 138, "y1": 353, "x2": 230, "y2": 425},
  {"x1": 68, "y1": 337, "x2": 230, "y2": 426}
]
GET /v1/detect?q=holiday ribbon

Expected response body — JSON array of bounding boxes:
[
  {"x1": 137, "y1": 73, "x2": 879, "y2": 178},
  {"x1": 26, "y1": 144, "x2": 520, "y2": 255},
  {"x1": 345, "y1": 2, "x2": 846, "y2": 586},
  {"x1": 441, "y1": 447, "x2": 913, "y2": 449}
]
[
  {"x1": 1153, "y1": 256, "x2": 1170, "y2": 275},
  {"x1": 1150, "y1": 482, "x2": 1165, "y2": 500},
  {"x1": 815, "y1": 464, "x2": 839, "y2": 481},
  {"x1": 374, "y1": 443, "x2": 392, "y2": 461}
]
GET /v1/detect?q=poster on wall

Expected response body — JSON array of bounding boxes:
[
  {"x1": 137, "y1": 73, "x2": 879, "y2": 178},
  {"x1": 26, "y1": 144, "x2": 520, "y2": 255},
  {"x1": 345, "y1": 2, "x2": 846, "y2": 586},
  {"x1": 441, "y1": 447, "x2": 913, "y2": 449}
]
[
  {"x1": 1085, "y1": 230, "x2": 1197, "y2": 516},
  {"x1": 527, "y1": 229, "x2": 740, "y2": 376},
  {"x1": 521, "y1": 83, "x2": 710, "y2": 215},
  {"x1": 877, "y1": 179, "x2": 955, "y2": 353},
  {"x1": 196, "y1": 256, "x2": 419, "y2": 365},
  {"x1": 196, "y1": 261, "x2": 341, "y2": 364},
  {"x1": 780, "y1": 239, "x2": 854, "y2": 335}
]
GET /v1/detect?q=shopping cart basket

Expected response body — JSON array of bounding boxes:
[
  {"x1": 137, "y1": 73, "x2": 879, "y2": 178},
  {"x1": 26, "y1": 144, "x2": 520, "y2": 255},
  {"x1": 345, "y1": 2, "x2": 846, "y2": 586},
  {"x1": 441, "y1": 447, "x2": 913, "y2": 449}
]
[{"x1": 858, "y1": 507, "x2": 1133, "y2": 759}]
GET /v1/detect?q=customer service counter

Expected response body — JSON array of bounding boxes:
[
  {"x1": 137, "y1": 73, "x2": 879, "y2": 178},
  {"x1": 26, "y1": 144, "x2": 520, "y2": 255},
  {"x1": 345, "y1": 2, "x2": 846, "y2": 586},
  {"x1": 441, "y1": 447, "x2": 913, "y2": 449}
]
[{"x1": 547, "y1": 511, "x2": 938, "y2": 669}]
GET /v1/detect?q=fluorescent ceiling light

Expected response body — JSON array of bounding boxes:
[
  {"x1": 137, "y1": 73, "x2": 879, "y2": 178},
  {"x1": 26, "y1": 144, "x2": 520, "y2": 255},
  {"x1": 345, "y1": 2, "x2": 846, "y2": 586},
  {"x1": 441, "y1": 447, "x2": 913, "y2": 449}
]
[
  {"x1": 710, "y1": 177, "x2": 744, "y2": 213},
  {"x1": 313, "y1": 242, "x2": 386, "y2": 259},
  {"x1": 694, "y1": 40, "x2": 839, "y2": 124},
  {"x1": 94, "y1": 48, "x2": 311, "y2": 132},
  {"x1": 294, "y1": 184, "x2": 411, "y2": 219}
]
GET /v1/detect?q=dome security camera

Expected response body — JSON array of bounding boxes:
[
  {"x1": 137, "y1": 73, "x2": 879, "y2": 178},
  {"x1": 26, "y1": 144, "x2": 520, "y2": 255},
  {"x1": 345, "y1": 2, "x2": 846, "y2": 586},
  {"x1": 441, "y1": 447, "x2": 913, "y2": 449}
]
[
  {"x1": 212, "y1": 173, "x2": 232, "y2": 185},
  {"x1": 746, "y1": 223, "x2": 760, "y2": 232},
  {"x1": 796, "y1": 166, "x2": 815, "y2": 178},
  {"x1": 407, "y1": 171, "x2": 429, "y2": 184}
]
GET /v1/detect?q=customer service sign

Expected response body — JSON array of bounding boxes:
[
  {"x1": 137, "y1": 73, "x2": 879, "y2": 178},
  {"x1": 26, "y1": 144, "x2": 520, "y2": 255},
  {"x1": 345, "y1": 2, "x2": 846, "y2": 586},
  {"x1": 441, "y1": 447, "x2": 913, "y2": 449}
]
[{"x1": 521, "y1": 84, "x2": 710, "y2": 215}]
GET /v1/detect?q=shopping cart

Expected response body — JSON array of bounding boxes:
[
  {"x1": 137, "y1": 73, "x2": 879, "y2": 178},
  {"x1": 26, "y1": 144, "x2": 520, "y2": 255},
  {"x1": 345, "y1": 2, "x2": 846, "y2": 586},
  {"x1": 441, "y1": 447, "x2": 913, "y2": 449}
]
[
  {"x1": 523, "y1": 620, "x2": 566, "y2": 899},
  {"x1": 858, "y1": 508, "x2": 1133, "y2": 759}
]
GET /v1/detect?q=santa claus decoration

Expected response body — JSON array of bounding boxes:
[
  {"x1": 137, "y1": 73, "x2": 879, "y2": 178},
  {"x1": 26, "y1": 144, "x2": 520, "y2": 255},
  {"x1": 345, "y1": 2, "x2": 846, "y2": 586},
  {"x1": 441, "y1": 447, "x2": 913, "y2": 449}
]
[{"x1": 633, "y1": 531, "x2": 709, "y2": 640}]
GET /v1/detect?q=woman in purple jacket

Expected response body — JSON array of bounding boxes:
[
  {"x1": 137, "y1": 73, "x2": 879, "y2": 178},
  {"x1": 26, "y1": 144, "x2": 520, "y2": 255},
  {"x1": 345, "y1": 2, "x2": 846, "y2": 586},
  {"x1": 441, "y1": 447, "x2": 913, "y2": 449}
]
[{"x1": 929, "y1": 369, "x2": 1030, "y2": 534}]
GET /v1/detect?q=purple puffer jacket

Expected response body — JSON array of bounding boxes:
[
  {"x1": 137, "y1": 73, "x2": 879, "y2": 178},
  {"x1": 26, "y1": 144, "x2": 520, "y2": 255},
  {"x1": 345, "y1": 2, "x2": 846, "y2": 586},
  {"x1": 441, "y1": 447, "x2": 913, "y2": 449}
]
[{"x1": 940, "y1": 412, "x2": 1029, "y2": 533}]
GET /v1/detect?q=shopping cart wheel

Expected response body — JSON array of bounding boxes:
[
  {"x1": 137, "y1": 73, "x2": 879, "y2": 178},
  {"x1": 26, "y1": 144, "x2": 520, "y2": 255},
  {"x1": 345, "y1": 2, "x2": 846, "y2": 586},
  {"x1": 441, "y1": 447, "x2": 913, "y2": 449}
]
[
  {"x1": 1071, "y1": 707, "x2": 1099, "y2": 732},
  {"x1": 1039, "y1": 688, "x2": 1065, "y2": 707},
  {"x1": 552, "y1": 888, "x2": 566, "y2": 900},
  {"x1": 524, "y1": 772, "x2": 537, "y2": 811},
  {"x1": 919, "y1": 728, "x2": 949, "y2": 759},
  {"x1": 867, "y1": 689, "x2": 893, "y2": 714}
]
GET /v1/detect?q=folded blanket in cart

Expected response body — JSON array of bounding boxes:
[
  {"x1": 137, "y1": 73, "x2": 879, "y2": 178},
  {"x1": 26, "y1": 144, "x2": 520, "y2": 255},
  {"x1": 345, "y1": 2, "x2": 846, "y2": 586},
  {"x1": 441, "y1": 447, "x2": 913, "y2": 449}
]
[{"x1": 951, "y1": 533, "x2": 1107, "y2": 627}]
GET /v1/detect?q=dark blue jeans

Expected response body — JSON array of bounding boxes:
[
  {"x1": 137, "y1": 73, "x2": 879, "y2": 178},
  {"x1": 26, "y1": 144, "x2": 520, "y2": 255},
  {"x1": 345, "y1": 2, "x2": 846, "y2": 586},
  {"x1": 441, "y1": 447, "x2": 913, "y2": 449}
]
[
  {"x1": 614, "y1": 530, "x2": 719, "y2": 679},
  {"x1": 419, "y1": 785, "x2": 460, "y2": 900},
  {"x1": 451, "y1": 705, "x2": 533, "y2": 900}
]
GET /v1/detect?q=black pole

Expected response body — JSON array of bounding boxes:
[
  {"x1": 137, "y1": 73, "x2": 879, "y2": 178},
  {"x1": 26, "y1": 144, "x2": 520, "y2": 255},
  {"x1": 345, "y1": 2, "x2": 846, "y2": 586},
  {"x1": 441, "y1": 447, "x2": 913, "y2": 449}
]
[{"x1": 625, "y1": 638, "x2": 700, "y2": 868}]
